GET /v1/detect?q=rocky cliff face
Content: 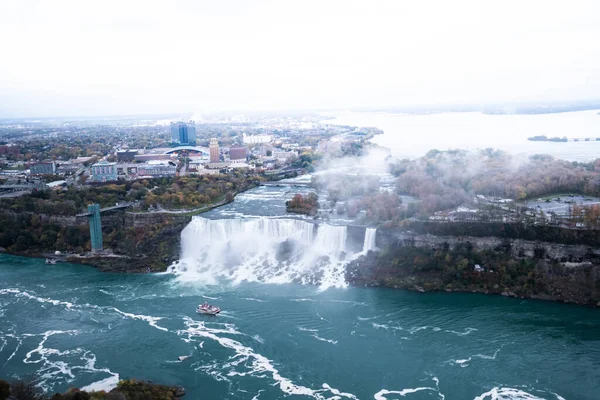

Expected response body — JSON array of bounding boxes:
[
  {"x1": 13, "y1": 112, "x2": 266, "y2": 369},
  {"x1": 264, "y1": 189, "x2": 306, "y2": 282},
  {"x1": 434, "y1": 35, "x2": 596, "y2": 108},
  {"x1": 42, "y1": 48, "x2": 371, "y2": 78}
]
[
  {"x1": 346, "y1": 228, "x2": 600, "y2": 307},
  {"x1": 70, "y1": 213, "x2": 192, "y2": 273},
  {"x1": 376, "y1": 229, "x2": 600, "y2": 263}
]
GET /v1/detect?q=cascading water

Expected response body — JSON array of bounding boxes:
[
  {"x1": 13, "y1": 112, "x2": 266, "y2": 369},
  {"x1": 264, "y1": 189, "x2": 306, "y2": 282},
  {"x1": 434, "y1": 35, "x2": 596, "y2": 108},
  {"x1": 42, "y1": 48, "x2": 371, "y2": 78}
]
[
  {"x1": 363, "y1": 228, "x2": 377, "y2": 252},
  {"x1": 172, "y1": 217, "x2": 359, "y2": 289}
]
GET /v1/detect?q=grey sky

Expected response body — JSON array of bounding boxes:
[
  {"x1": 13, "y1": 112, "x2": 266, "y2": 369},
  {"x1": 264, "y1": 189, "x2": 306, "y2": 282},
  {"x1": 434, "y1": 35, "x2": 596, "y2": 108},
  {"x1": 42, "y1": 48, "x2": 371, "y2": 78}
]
[{"x1": 1, "y1": 0, "x2": 599, "y2": 117}]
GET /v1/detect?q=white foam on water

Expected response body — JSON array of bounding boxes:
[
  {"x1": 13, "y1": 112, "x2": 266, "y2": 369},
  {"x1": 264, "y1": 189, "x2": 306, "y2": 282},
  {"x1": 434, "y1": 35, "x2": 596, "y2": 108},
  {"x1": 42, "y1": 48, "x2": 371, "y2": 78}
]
[
  {"x1": 298, "y1": 327, "x2": 319, "y2": 332},
  {"x1": 111, "y1": 307, "x2": 169, "y2": 332},
  {"x1": 374, "y1": 377, "x2": 444, "y2": 400},
  {"x1": 177, "y1": 317, "x2": 355, "y2": 399},
  {"x1": 311, "y1": 334, "x2": 338, "y2": 345},
  {"x1": 448, "y1": 348, "x2": 501, "y2": 367},
  {"x1": 80, "y1": 374, "x2": 120, "y2": 392},
  {"x1": 244, "y1": 297, "x2": 267, "y2": 302},
  {"x1": 10, "y1": 329, "x2": 118, "y2": 393},
  {"x1": 372, "y1": 323, "x2": 403, "y2": 331},
  {"x1": 447, "y1": 327, "x2": 478, "y2": 336},
  {"x1": 0, "y1": 288, "x2": 77, "y2": 310},
  {"x1": 374, "y1": 387, "x2": 437, "y2": 399},
  {"x1": 473, "y1": 387, "x2": 566, "y2": 400},
  {"x1": 171, "y1": 217, "x2": 359, "y2": 289}
]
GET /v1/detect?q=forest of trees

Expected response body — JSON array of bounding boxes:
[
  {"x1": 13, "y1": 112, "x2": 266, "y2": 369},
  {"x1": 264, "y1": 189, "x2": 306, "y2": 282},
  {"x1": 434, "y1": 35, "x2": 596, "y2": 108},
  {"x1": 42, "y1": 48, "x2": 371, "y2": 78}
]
[
  {"x1": 391, "y1": 149, "x2": 600, "y2": 213},
  {"x1": 0, "y1": 171, "x2": 264, "y2": 216},
  {"x1": 0, "y1": 378, "x2": 184, "y2": 400},
  {"x1": 286, "y1": 193, "x2": 319, "y2": 215},
  {"x1": 346, "y1": 192, "x2": 406, "y2": 223}
]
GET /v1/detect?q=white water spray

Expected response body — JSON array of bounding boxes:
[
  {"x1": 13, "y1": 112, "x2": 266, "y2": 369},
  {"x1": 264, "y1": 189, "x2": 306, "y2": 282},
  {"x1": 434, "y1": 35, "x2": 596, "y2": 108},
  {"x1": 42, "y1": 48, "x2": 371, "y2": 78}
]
[
  {"x1": 171, "y1": 217, "x2": 363, "y2": 289},
  {"x1": 362, "y1": 228, "x2": 377, "y2": 252}
]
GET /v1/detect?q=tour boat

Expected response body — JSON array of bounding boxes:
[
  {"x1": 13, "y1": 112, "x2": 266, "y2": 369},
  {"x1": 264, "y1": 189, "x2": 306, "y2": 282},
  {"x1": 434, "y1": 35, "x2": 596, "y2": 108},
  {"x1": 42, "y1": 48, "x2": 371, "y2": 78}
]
[
  {"x1": 196, "y1": 303, "x2": 221, "y2": 315},
  {"x1": 45, "y1": 258, "x2": 57, "y2": 265}
]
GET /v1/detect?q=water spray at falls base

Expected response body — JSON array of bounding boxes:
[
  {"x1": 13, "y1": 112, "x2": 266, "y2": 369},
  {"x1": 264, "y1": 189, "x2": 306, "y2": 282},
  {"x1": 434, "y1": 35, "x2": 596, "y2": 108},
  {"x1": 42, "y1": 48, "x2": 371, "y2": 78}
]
[{"x1": 170, "y1": 217, "x2": 376, "y2": 289}]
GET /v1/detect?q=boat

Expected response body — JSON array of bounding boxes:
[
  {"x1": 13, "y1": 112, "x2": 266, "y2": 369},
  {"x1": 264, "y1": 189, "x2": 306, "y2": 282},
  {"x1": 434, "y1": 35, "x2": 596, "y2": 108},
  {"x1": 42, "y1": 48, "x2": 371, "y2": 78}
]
[
  {"x1": 196, "y1": 303, "x2": 220, "y2": 315},
  {"x1": 45, "y1": 258, "x2": 57, "y2": 265}
]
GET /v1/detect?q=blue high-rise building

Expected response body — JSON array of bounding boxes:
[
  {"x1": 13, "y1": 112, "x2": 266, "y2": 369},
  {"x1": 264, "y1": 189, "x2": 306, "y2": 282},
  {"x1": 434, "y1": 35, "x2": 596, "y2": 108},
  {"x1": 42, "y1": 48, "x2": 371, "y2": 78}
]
[{"x1": 170, "y1": 121, "x2": 196, "y2": 145}]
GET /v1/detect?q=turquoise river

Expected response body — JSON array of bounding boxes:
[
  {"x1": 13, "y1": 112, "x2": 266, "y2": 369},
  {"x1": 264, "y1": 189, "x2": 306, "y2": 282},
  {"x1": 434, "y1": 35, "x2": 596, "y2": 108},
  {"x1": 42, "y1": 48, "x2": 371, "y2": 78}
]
[{"x1": 1, "y1": 182, "x2": 600, "y2": 400}]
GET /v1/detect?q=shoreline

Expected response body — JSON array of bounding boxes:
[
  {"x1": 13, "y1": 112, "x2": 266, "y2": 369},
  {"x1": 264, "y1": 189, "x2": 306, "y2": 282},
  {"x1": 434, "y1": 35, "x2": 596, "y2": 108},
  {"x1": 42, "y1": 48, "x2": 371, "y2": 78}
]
[
  {"x1": 350, "y1": 280, "x2": 600, "y2": 309},
  {"x1": 3, "y1": 250, "x2": 599, "y2": 309}
]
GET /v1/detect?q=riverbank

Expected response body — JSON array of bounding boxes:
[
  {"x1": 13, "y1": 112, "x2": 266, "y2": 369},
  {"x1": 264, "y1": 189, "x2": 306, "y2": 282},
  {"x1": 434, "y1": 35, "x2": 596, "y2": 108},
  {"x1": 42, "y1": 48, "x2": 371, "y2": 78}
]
[
  {"x1": 0, "y1": 378, "x2": 185, "y2": 400},
  {"x1": 346, "y1": 232, "x2": 600, "y2": 307}
]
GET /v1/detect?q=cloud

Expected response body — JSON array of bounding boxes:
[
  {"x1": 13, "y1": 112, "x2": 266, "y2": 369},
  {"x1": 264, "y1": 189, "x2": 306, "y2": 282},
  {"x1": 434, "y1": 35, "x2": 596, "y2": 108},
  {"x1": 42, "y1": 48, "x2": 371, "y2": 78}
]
[{"x1": 1, "y1": 0, "x2": 599, "y2": 117}]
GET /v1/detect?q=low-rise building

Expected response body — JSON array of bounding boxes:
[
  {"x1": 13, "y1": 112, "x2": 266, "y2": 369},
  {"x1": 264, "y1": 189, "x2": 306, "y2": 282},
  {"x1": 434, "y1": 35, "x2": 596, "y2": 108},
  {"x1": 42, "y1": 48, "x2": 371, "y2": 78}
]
[
  {"x1": 116, "y1": 150, "x2": 139, "y2": 162},
  {"x1": 243, "y1": 132, "x2": 272, "y2": 144},
  {"x1": 30, "y1": 162, "x2": 56, "y2": 176},
  {"x1": 91, "y1": 161, "x2": 118, "y2": 182},
  {"x1": 272, "y1": 151, "x2": 297, "y2": 161},
  {"x1": 206, "y1": 162, "x2": 231, "y2": 170},
  {"x1": 137, "y1": 164, "x2": 177, "y2": 177},
  {"x1": 134, "y1": 154, "x2": 175, "y2": 162},
  {"x1": 116, "y1": 164, "x2": 139, "y2": 176},
  {"x1": 229, "y1": 146, "x2": 248, "y2": 163}
]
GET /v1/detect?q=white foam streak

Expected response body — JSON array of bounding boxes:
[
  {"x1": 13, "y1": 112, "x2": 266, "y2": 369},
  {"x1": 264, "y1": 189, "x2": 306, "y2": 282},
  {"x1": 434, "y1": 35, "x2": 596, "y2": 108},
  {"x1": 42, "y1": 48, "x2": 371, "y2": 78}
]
[
  {"x1": 374, "y1": 387, "x2": 436, "y2": 399},
  {"x1": 0, "y1": 288, "x2": 76, "y2": 309},
  {"x1": 178, "y1": 317, "x2": 354, "y2": 399},
  {"x1": 473, "y1": 387, "x2": 566, "y2": 400},
  {"x1": 449, "y1": 348, "x2": 501, "y2": 367},
  {"x1": 111, "y1": 307, "x2": 169, "y2": 332},
  {"x1": 80, "y1": 375, "x2": 120, "y2": 393},
  {"x1": 311, "y1": 334, "x2": 338, "y2": 344}
]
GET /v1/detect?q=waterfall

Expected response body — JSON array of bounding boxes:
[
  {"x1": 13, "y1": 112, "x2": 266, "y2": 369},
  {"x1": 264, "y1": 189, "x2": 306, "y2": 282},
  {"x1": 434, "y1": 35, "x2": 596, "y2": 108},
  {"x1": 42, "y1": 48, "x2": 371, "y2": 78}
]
[
  {"x1": 363, "y1": 228, "x2": 377, "y2": 252},
  {"x1": 172, "y1": 217, "x2": 354, "y2": 289}
]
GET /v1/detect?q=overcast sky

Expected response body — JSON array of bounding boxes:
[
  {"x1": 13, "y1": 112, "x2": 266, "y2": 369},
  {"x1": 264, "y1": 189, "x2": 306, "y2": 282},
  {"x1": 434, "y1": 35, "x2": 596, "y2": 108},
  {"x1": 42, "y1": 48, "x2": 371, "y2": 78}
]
[{"x1": 1, "y1": 0, "x2": 599, "y2": 117}]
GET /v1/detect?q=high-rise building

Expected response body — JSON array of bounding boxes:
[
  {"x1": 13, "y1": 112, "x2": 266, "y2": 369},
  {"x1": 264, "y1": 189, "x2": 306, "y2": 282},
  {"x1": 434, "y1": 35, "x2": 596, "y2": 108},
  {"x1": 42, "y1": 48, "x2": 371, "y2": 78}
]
[
  {"x1": 209, "y1": 138, "x2": 220, "y2": 163},
  {"x1": 170, "y1": 121, "x2": 197, "y2": 145}
]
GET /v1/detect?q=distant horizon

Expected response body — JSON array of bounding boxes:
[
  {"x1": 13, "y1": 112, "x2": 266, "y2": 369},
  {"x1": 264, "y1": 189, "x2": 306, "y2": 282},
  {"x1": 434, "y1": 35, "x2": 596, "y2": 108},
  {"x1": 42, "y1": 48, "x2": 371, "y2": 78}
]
[
  {"x1": 1, "y1": 98, "x2": 600, "y2": 122},
  {"x1": 2, "y1": 1, "x2": 600, "y2": 119}
]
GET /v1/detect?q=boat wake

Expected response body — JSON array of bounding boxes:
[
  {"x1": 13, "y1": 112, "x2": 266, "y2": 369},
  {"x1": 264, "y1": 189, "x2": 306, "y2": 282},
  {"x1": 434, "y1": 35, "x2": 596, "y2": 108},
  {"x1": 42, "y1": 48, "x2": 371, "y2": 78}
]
[{"x1": 170, "y1": 217, "x2": 376, "y2": 290}]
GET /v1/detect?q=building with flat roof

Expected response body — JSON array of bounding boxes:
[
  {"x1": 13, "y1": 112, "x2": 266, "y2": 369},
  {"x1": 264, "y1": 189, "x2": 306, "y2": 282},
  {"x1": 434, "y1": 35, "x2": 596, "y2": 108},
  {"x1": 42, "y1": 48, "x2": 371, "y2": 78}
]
[
  {"x1": 243, "y1": 132, "x2": 272, "y2": 144},
  {"x1": 30, "y1": 162, "x2": 56, "y2": 176},
  {"x1": 91, "y1": 161, "x2": 117, "y2": 182},
  {"x1": 206, "y1": 162, "x2": 230, "y2": 170},
  {"x1": 116, "y1": 150, "x2": 138, "y2": 162},
  {"x1": 134, "y1": 154, "x2": 175, "y2": 162},
  {"x1": 137, "y1": 164, "x2": 177, "y2": 177},
  {"x1": 229, "y1": 146, "x2": 247, "y2": 163}
]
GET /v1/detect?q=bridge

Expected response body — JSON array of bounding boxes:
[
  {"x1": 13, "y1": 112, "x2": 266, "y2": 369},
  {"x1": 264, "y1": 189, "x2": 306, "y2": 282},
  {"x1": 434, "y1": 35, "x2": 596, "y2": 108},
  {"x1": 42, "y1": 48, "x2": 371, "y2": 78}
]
[
  {"x1": 76, "y1": 203, "x2": 132, "y2": 218},
  {"x1": 0, "y1": 183, "x2": 45, "y2": 190},
  {"x1": 260, "y1": 182, "x2": 312, "y2": 188}
]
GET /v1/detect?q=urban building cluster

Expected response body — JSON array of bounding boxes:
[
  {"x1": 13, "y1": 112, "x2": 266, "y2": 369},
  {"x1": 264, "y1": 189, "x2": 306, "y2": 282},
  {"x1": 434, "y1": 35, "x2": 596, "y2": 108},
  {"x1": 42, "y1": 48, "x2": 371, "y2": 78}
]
[{"x1": 0, "y1": 115, "x2": 375, "y2": 197}]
